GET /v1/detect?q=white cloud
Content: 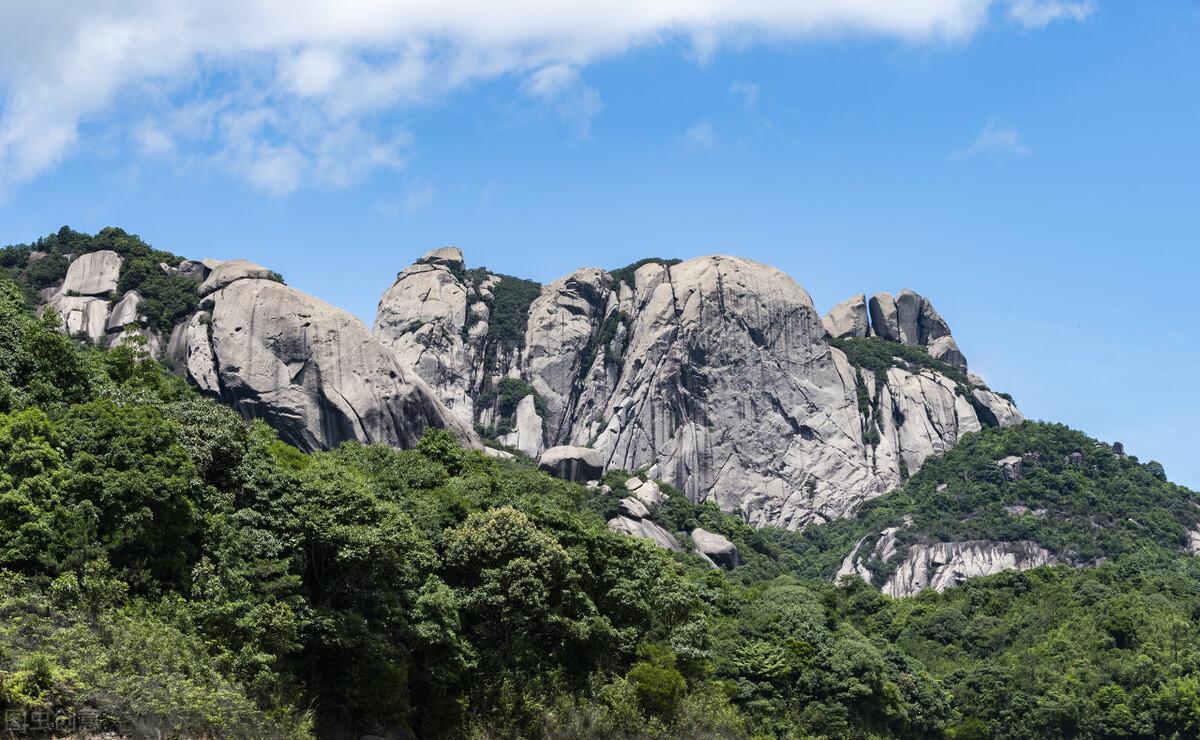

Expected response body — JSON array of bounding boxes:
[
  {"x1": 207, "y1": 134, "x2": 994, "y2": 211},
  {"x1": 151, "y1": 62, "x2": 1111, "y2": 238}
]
[
  {"x1": 730, "y1": 80, "x2": 759, "y2": 108},
  {"x1": 0, "y1": 1, "x2": 1091, "y2": 195},
  {"x1": 1007, "y1": 0, "x2": 1095, "y2": 29},
  {"x1": 954, "y1": 119, "x2": 1030, "y2": 159},
  {"x1": 681, "y1": 120, "x2": 715, "y2": 149},
  {"x1": 521, "y1": 63, "x2": 603, "y2": 135}
]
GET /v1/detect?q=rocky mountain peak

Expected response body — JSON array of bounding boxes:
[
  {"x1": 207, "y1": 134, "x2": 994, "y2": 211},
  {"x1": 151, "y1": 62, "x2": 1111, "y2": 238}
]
[
  {"x1": 416, "y1": 246, "x2": 466, "y2": 271},
  {"x1": 29, "y1": 241, "x2": 1021, "y2": 532},
  {"x1": 825, "y1": 288, "x2": 967, "y2": 370}
]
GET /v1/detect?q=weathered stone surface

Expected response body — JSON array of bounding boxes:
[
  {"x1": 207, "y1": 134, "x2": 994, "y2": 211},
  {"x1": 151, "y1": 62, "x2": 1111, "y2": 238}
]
[
  {"x1": 874, "y1": 367, "x2": 982, "y2": 479},
  {"x1": 498, "y1": 394, "x2": 544, "y2": 458},
  {"x1": 177, "y1": 260, "x2": 210, "y2": 282},
  {"x1": 882, "y1": 541, "x2": 1058, "y2": 597},
  {"x1": 538, "y1": 445, "x2": 604, "y2": 483},
  {"x1": 1186, "y1": 529, "x2": 1200, "y2": 555},
  {"x1": 926, "y1": 335, "x2": 967, "y2": 370},
  {"x1": 868, "y1": 292, "x2": 899, "y2": 341},
  {"x1": 895, "y1": 289, "x2": 924, "y2": 345},
  {"x1": 618, "y1": 497, "x2": 650, "y2": 519},
  {"x1": 62, "y1": 250, "x2": 121, "y2": 296},
  {"x1": 691, "y1": 528, "x2": 741, "y2": 568},
  {"x1": 822, "y1": 294, "x2": 869, "y2": 339},
  {"x1": 835, "y1": 522, "x2": 907, "y2": 585},
  {"x1": 971, "y1": 389, "x2": 1024, "y2": 427},
  {"x1": 608, "y1": 515, "x2": 683, "y2": 552},
  {"x1": 420, "y1": 246, "x2": 466, "y2": 271},
  {"x1": 523, "y1": 268, "x2": 612, "y2": 441},
  {"x1": 997, "y1": 455, "x2": 1024, "y2": 481},
  {"x1": 44, "y1": 295, "x2": 108, "y2": 341},
  {"x1": 198, "y1": 260, "x2": 277, "y2": 297},
  {"x1": 626, "y1": 478, "x2": 666, "y2": 507},
  {"x1": 374, "y1": 248, "x2": 492, "y2": 427},
  {"x1": 561, "y1": 256, "x2": 900, "y2": 529},
  {"x1": 106, "y1": 291, "x2": 143, "y2": 331},
  {"x1": 176, "y1": 277, "x2": 476, "y2": 452}
]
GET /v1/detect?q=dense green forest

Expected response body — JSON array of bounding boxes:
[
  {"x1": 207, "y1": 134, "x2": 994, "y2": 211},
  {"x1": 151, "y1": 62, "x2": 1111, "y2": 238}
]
[{"x1": 3, "y1": 232, "x2": 1200, "y2": 738}]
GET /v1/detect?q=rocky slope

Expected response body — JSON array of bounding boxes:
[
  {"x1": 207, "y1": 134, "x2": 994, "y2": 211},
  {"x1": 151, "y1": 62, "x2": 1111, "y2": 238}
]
[
  {"x1": 26, "y1": 245, "x2": 477, "y2": 453},
  {"x1": 376, "y1": 248, "x2": 1022, "y2": 528},
  {"x1": 27, "y1": 240, "x2": 1020, "y2": 530}
]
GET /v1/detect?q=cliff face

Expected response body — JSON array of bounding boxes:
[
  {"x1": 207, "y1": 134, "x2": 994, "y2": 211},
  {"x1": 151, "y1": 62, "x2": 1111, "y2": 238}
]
[
  {"x1": 375, "y1": 249, "x2": 1022, "y2": 528},
  {"x1": 33, "y1": 244, "x2": 1020, "y2": 529}
]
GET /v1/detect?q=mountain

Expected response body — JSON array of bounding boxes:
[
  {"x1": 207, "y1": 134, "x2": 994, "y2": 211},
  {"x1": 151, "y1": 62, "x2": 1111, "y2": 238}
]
[
  {"x1": 374, "y1": 247, "x2": 1021, "y2": 529},
  {"x1": 4, "y1": 227, "x2": 1200, "y2": 739},
  {"x1": 4, "y1": 228, "x2": 1021, "y2": 533}
]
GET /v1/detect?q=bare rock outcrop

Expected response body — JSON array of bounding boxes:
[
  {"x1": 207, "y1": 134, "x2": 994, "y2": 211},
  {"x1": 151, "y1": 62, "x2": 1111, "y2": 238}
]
[
  {"x1": 538, "y1": 445, "x2": 604, "y2": 483},
  {"x1": 881, "y1": 540, "x2": 1059, "y2": 597},
  {"x1": 497, "y1": 394, "x2": 544, "y2": 458},
  {"x1": 926, "y1": 335, "x2": 967, "y2": 370},
  {"x1": 62, "y1": 250, "x2": 121, "y2": 296},
  {"x1": 106, "y1": 290, "x2": 142, "y2": 331},
  {"x1": 691, "y1": 528, "x2": 741, "y2": 568},
  {"x1": 198, "y1": 259, "x2": 277, "y2": 297},
  {"x1": 44, "y1": 295, "x2": 109, "y2": 341},
  {"x1": 971, "y1": 389, "x2": 1024, "y2": 427},
  {"x1": 822, "y1": 294, "x2": 869, "y2": 339},
  {"x1": 173, "y1": 277, "x2": 476, "y2": 452},
  {"x1": 375, "y1": 248, "x2": 475, "y2": 425},
  {"x1": 367, "y1": 250, "x2": 1024, "y2": 529}
]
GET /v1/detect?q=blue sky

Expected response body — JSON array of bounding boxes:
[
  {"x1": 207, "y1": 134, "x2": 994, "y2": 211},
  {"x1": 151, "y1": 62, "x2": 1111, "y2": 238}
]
[{"x1": 1, "y1": 1, "x2": 1197, "y2": 487}]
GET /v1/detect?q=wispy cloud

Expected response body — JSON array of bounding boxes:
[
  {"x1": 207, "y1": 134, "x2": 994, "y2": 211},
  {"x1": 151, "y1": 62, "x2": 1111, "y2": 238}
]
[
  {"x1": 730, "y1": 80, "x2": 759, "y2": 108},
  {"x1": 521, "y1": 63, "x2": 603, "y2": 136},
  {"x1": 953, "y1": 119, "x2": 1030, "y2": 160},
  {"x1": 0, "y1": 1, "x2": 1090, "y2": 196},
  {"x1": 374, "y1": 180, "x2": 436, "y2": 218},
  {"x1": 681, "y1": 120, "x2": 715, "y2": 150},
  {"x1": 1007, "y1": 0, "x2": 1095, "y2": 29}
]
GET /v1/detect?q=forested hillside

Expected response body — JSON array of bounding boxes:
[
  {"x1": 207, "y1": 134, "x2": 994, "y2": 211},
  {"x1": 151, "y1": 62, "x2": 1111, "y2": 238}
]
[{"x1": 3, "y1": 263, "x2": 1200, "y2": 739}]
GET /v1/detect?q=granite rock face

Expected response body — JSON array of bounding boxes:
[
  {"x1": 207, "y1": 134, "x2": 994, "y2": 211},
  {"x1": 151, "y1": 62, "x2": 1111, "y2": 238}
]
[
  {"x1": 538, "y1": 445, "x2": 604, "y2": 483},
  {"x1": 371, "y1": 250, "x2": 1023, "y2": 528},
  {"x1": 881, "y1": 540, "x2": 1058, "y2": 597},
  {"x1": 198, "y1": 260, "x2": 277, "y2": 297},
  {"x1": 822, "y1": 294, "x2": 870, "y2": 339},
  {"x1": 375, "y1": 248, "x2": 476, "y2": 425},
  {"x1": 169, "y1": 276, "x2": 476, "y2": 452},
  {"x1": 691, "y1": 528, "x2": 741, "y2": 568},
  {"x1": 608, "y1": 515, "x2": 684, "y2": 552},
  {"x1": 44, "y1": 295, "x2": 109, "y2": 342},
  {"x1": 106, "y1": 290, "x2": 143, "y2": 331},
  {"x1": 62, "y1": 250, "x2": 122, "y2": 296},
  {"x1": 34, "y1": 244, "x2": 1023, "y2": 534}
]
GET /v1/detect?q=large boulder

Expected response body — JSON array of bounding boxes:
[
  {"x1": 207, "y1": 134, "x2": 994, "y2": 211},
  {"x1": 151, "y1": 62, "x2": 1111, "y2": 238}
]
[
  {"x1": 176, "y1": 276, "x2": 476, "y2": 452},
  {"x1": 44, "y1": 295, "x2": 108, "y2": 341},
  {"x1": 177, "y1": 260, "x2": 211, "y2": 282},
  {"x1": 62, "y1": 250, "x2": 122, "y2": 296},
  {"x1": 972, "y1": 389, "x2": 1024, "y2": 427},
  {"x1": 106, "y1": 290, "x2": 143, "y2": 331},
  {"x1": 608, "y1": 515, "x2": 683, "y2": 552},
  {"x1": 822, "y1": 294, "x2": 870, "y2": 339},
  {"x1": 198, "y1": 259, "x2": 277, "y2": 297},
  {"x1": 538, "y1": 445, "x2": 604, "y2": 483},
  {"x1": 868, "y1": 292, "x2": 900, "y2": 341},
  {"x1": 690, "y1": 528, "x2": 741, "y2": 568},
  {"x1": 927, "y1": 335, "x2": 967, "y2": 370}
]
